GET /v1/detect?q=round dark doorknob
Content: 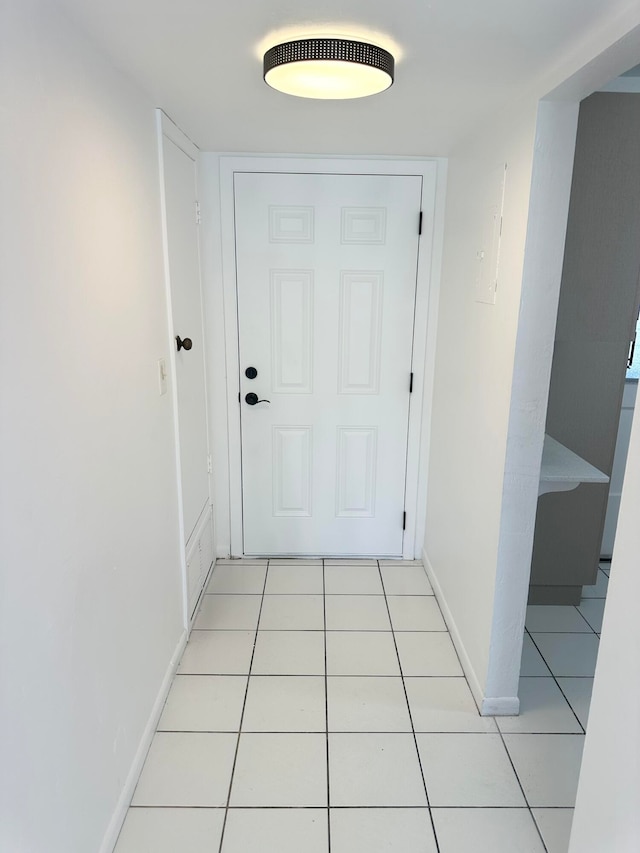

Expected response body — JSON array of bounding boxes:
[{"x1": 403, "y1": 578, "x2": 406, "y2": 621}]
[
  {"x1": 245, "y1": 392, "x2": 270, "y2": 406},
  {"x1": 176, "y1": 336, "x2": 192, "y2": 352},
  {"x1": 245, "y1": 366, "x2": 258, "y2": 379}
]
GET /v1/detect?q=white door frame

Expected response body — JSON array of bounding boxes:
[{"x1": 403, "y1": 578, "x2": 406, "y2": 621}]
[{"x1": 219, "y1": 155, "x2": 447, "y2": 558}]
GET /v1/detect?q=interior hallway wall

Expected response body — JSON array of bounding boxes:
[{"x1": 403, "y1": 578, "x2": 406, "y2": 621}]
[
  {"x1": 569, "y1": 349, "x2": 640, "y2": 852},
  {"x1": 0, "y1": 2, "x2": 184, "y2": 850},
  {"x1": 424, "y1": 7, "x2": 640, "y2": 711},
  {"x1": 423, "y1": 99, "x2": 539, "y2": 710}
]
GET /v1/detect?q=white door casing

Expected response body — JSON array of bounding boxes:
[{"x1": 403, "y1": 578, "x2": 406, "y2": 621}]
[
  {"x1": 219, "y1": 156, "x2": 445, "y2": 559},
  {"x1": 158, "y1": 113, "x2": 211, "y2": 616},
  {"x1": 234, "y1": 171, "x2": 423, "y2": 556}
]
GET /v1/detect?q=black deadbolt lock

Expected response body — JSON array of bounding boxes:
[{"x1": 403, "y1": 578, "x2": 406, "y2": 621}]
[
  {"x1": 245, "y1": 366, "x2": 258, "y2": 379},
  {"x1": 176, "y1": 335, "x2": 193, "y2": 352}
]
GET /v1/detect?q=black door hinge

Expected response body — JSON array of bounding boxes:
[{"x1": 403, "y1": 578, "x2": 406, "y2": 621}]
[
  {"x1": 238, "y1": 392, "x2": 241, "y2": 403},
  {"x1": 402, "y1": 511, "x2": 407, "y2": 530},
  {"x1": 409, "y1": 372, "x2": 414, "y2": 393},
  {"x1": 418, "y1": 211, "x2": 423, "y2": 235}
]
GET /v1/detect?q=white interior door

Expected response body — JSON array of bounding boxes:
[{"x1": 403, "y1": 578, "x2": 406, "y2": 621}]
[
  {"x1": 235, "y1": 172, "x2": 422, "y2": 556},
  {"x1": 162, "y1": 138, "x2": 209, "y2": 545}
]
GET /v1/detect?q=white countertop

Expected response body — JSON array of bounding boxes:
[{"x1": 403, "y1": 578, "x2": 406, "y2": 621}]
[{"x1": 539, "y1": 435, "x2": 609, "y2": 496}]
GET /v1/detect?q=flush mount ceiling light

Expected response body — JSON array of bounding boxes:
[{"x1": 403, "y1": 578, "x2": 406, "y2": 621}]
[{"x1": 263, "y1": 38, "x2": 394, "y2": 99}]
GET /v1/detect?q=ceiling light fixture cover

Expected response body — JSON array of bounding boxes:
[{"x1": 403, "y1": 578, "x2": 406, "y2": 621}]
[{"x1": 263, "y1": 38, "x2": 394, "y2": 100}]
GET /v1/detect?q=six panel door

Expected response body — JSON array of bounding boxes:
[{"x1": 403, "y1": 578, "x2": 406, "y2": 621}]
[{"x1": 234, "y1": 172, "x2": 422, "y2": 556}]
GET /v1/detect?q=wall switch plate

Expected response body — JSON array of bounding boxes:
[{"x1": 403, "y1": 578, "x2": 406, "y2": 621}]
[
  {"x1": 158, "y1": 358, "x2": 167, "y2": 395},
  {"x1": 476, "y1": 163, "x2": 507, "y2": 305}
]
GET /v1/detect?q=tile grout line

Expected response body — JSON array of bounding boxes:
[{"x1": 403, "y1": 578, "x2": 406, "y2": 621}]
[
  {"x1": 129, "y1": 802, "x2": 574, "y2": 811},
  {"x1": 495, "y1": 726, "x2": 549, "y2": 853},
  {"x1": 572, "y1": 603, "x2": 599, "y2": 635},
  {"x1": 525, "y1": 630, "x2": 587, "y2": 734},
  {"x1": 376, "y1": 560, "x2": 442, "y2": 853},
  {"x1": 322, "y1": 560, "x2": 332, "y2": 853},
  {"x1": 216, "y1": 561, "x2": 270, "y2": 853}
]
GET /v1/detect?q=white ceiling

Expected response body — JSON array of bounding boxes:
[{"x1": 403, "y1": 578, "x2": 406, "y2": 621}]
[{"x1": 58, "y1": 0, "x2": 629, "y2": 155}]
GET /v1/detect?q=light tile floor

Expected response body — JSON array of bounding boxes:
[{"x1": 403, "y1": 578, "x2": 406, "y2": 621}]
[{"x1": 114, "y1": 559, "x2": 608, "y2": 853}]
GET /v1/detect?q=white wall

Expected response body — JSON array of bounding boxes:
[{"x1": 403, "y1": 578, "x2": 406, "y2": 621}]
[
  {"x1": 424, "y1": 9, "x2": 640, "y2": 711},
  {"x1": 569, "y1": 369, "x2": 640, "y2": 853},
  {"x1": 0, "y1": 2, "x2": 184, "y2": 851},
  {"x1": 423, "y1": 99, "x2": 540, "y2": 710}
]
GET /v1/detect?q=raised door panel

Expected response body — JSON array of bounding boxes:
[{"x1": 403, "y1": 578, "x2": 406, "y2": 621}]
[
  {"x1": 338, "y1": 271, "x2": 383, "y2": 394},
  {"x1": 270, "y1": 271, "x2": 314, "y2": 394}
]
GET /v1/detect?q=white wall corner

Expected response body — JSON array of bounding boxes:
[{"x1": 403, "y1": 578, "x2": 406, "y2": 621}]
[
  {"x1": 98, "y1": 629, "x2": 188, "y2": 853},
  {"x1": 484, "y1": 99, "x2": 580, "y2": 703},
  {"x1": 422, "y1": 547, "x2": 492, "y2": 713},
  {"x1": 481, "y1": 696, "x2": 520, "y2": 715},
  {"x1": 422, "y1": 548, "x2": 519, "y2": 715}
]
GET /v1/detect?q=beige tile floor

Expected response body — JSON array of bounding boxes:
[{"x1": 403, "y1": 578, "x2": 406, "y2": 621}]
[{"x1": 114, "y1": 559, "x2": 608, "y2": 853}]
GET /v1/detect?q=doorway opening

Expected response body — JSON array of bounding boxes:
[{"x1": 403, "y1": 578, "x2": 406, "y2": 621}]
[{"x1": 217, "y1": 156, "x2": 446, "y2": 560}]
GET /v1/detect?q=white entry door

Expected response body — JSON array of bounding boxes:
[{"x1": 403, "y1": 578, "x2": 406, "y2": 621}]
[
  {"x1": 235, "y1": 172, "x2": 422, "y2": 556},
  {"x1": 162, "y1": 136, "x2": 210, "y2": 547}
]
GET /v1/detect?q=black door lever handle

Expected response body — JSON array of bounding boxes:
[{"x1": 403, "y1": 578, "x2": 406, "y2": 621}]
[{"x1": 245, "y1": 393, "x2": 270, "y2": 406}]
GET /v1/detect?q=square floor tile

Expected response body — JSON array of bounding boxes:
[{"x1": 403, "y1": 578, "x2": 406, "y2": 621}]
[
  {"x1": 329, "y1": 733, "x2": 427, "y2": 806},
  {"x1": 395, "y1": 632, "x2": 463, "y2": 676},
  {"x1": 251, "y1": 630, "x2": 325, "y2": 675},
  {"x1": 520, "y1": 633, "x2": 551, "y2": 676},
  {"x1": 158, "y1": 675, "x2": 247, "y2": 732},
  {"x1": 532, "y1": 808, "x2": 574, "y2": 853},
  {"x1": 530, "y1": 633, "x2": 600, "y2": 677},
  {"x1": 381, "y1": 565, "x2": 434, "y2": 595},
  {"x1": 114, "y1": 808, "x2": 225, "y2": 853},
  {"x1": 496, "y1": 678, "x2": 582, "y2": 734},
  {"x1": 264, "y1": 565, "x2": 323, "y2": 594},
  {"x1": 194, "y1": 595, "x2": 262, "y2": 630},
  {"x1": 581, "y1": 569, "x2": 609, "y2": 599},
  {"x1": 330, "y1": 808, "x2": 437, "y2": 853},
  {"x1": 259, "y1": 595, "x2": 324, "y2": 630},
  {"x1": 417, "y1": 733, "x2": 525, "y2": 806},
  {"x1": 326, "y1": 632, "x2": 400, "y2": 676},
  {"x1": 525, "y1": 605, "x2": 592, "y2": 633},
  {"x1": 387, "y1": 596, "x2": 446, "y2": 631},
  {"x1": 222, "y1": 808, "x2": 328, "y2": 853},
  {"x1": 405, "y1": 677, "x2": 496, "y2": 733},
  {"x1": 324, "y1": 565, "x2": 383, "y2": 594},
  {"x1": 131, "y1": 732, "x2": 237, "y2": 806},
  {"x1": 178, "y1": 631, "x2": 255, "y2": 675},
  {"x1": 432, "y1": 808, "x2": 545, "y2": 853},
  {"x1": 325, "y1": 595, "x2": 391, "y2": 630},
  {"x1": 243, "y1": 676, "x2": 326, "y2": 732},
  {"x1": 229, "y1": 733, "x2": 327, "y2": 806},
  {"x1": 503, "y1": 733, "x2": 585, "y2": 807},
  {"x1": 327, "y1": 676, "x2": 411, "y2": 732},
  {"x1": 577, "y1": 598, "x2": 605, "y2": 633},
  {"x1": 556, "y1": 677, "x2": 594, "y2": 729},
  {"x1": 206, "y1": 564, "x2": 266, "y2": 594}
]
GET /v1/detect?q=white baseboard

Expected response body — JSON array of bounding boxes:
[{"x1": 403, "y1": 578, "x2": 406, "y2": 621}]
[
  {"x1": 421, "y1": 547, "x2": 519, "y2": 717},
  {"x1": 482, "y1": 695, "x2": 520, "y2": 715},
  {"x1": 99, "y1": 628, "x2": 188, "y2": 853}
]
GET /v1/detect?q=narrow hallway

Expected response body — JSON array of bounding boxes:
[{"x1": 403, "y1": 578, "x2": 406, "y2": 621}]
[{"x1": 115, "y1": 560, "x2": 585, "y2": 852}]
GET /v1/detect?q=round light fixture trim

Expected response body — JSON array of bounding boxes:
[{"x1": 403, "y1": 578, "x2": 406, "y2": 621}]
[{"x1": 263, "y1": 38, "x2": 394, "y2": 99}]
